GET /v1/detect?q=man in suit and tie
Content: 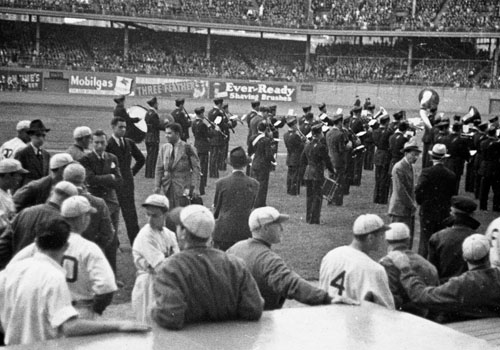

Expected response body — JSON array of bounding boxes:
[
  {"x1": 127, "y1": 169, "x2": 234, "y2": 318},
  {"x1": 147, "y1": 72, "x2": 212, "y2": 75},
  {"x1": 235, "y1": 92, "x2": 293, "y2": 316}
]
[
  {"x1": 212, "y1": 147, "x2": 259, "y2": 251},
  {"x1": 154, "y1": 122, "x2": 201, "y2": 209},
  {"x1": 15, "y1": 119, "x2": 51, "y2": 186},
  {"x1": 415, "y1": 144, "x2": 456, "y2": 258},
  {"x1": 80, "y1": 129, "x2": 122, "y2": 270},
  {"x1": 388, "y1": 140, "x2": 421, "y2": 249},
  {"x1": 106, "y1": 117, "x2": 145, "y2": 245}
]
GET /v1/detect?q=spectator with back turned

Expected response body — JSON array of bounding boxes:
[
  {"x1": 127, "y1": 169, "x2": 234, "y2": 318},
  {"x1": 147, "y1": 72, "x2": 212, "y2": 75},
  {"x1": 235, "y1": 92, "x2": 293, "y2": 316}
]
[
  {"x1": 152, "y1": 205, "x2": 263, "y2": 330},
  {"x1": 227, "y1": 206, "x2": 331, "y2": 310},
  {"x1": 428, "y1": 195, "x2": 480, "y2": 283},
  {"x1": 212, "y1": 147, "x2": 259, "y2": 251},
  {"x1": 415, "y1": 144, "x2": 456, "y2": 258},
  {"x1": 387, "y1": 234, "x2": 500, "y2": 323},
  {"x1": 379, "y1": 223, "x2": 438, "y2": 317}
]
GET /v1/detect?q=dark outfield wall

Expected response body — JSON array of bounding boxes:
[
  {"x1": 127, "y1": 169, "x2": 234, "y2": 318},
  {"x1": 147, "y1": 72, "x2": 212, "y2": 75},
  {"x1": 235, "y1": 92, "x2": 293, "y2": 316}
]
[{"x1": 2, "y1": 67, "x2": 500, "y2": 116}]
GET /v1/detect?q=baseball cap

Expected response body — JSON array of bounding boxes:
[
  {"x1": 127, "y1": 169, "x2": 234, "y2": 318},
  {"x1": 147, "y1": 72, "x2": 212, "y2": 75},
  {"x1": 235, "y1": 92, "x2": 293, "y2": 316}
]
[
  {"x1": 61, "y1": 195, "x2": 97, "y2": 218},
  {"x1": 16, "y1": 120, "x2": 31, "y2": 131},
  {"x1": 249, "y1": 207, "x2": 289, "y2": 231},
  {"x1": 462, "y1": 234, "x2": 490, "y2": 261},
  {"x1": 353, "y1": 214, "x2": 390, "y2": 235},
  {"x1": 385, "y1": 223, "x2": 410, "y2": 241},
  {"x1": 50, "y1": 153, "x2": 74, "y2": 170},
  {"x1": 53, "y1": 181, "x2": 79, "y2": 197},
  {"x1": 0, "y1": 159, "x2": 28, "y2": 174},
  {"x1": 174, "y1": 205, "x2": 215, "y2": 239},
  {"x1": 73, "y1": 126, "x2": 92, "y2": 139},
  {"x1": 63, "y1": 163, "x2": 86, "y2": 186},
  {"x1": 142, "y1": 194, "x2": 169, "y2": 210}
]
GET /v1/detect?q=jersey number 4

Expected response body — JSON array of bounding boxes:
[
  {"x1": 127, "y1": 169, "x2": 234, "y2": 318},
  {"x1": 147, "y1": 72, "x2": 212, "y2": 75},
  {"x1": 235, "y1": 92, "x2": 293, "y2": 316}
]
[{"x1": 330, "y1": 271, "x2": 346, "y2": 296}]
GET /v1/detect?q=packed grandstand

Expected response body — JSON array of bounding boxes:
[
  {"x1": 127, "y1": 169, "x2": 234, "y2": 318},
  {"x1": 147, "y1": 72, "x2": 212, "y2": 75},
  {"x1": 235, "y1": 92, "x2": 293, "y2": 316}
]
[{"x1": 0, "y1": 0, "x2": 499, "y2": 88}]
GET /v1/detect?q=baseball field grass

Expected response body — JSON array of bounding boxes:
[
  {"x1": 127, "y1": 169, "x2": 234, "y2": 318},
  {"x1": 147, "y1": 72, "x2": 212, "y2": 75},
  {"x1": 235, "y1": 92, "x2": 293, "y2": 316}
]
[{"x1": 1, "y1": 92, "x2": 498, "y2": 305}]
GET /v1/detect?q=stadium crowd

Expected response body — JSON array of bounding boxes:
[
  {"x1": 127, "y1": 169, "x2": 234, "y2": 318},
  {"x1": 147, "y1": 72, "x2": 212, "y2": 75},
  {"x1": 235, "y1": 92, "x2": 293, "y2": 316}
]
[
  {"x1": 2, "y1": 0, "x2": 500, "y2": 31},
  {"x1": 0, "y1": 90, "x2": 500, "y2": 345},
  {"x1": 1, "y1": 21, "x2": 498, "y2": 88}
]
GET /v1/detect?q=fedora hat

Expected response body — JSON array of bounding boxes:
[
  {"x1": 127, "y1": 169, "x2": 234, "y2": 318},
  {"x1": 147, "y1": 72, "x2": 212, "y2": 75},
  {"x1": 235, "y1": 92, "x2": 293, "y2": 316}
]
[
  {"x1": 403, "y1": 140, "x2": 421, "y2": 153},
  {"x1": 27, "y1": 119, "x2": 50, "y2": 135},
  {"x1": 429, "y1": 143, "x2": 449, "y2": 159}
]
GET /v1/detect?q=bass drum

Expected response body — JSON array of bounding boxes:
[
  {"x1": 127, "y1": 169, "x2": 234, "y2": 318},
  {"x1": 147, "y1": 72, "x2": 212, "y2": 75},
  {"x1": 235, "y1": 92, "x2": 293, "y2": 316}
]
[{"x1": 126, "y1": 105, "x2": 148, "y2": 143}]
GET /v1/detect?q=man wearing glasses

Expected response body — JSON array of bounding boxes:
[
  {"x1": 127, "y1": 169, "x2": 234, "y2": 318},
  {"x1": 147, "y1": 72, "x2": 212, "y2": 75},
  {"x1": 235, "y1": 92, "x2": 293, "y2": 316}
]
[{"x1": 15, "y1": 119, "x2": 51, "y2": 186}]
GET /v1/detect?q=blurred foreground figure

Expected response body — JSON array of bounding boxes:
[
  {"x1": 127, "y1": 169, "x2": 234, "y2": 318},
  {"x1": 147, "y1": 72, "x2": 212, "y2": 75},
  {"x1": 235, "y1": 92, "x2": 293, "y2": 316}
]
[
  {"x1": 0, "y1": 218, "x2": 150, "y2": 346},
  {"x1": 152, "y1": 205, "x2": 263, "y2": 330}
]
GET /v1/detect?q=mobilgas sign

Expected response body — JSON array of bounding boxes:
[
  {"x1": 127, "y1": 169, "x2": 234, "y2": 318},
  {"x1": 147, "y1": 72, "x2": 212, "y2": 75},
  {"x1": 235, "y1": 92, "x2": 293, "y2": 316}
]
[
  {"x1": 69, "y1": 74, "x2": 115, "y2": 95},
  {"x1": 212, "y1": 82, "x2": 296, "y2": 102}
]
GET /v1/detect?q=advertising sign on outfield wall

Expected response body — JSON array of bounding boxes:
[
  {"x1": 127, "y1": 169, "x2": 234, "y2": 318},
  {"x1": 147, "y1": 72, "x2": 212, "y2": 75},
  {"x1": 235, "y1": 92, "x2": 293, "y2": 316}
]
[
  {"x1": 134, "y1": 77, "x2": 209, "y2": 99},
  {"x1": 69, "y1": 74, "x2": 134, "y2": 95},
  {"x1": 0, "y1": 70, "x2": 43, "y2": 90},
  {"x1": 211, "y1": 81, "x2": 297, "y2": 102}
]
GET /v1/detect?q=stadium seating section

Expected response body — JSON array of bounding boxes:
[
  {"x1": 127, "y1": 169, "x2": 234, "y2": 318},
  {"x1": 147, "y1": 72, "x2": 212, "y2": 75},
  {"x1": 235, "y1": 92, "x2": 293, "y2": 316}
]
[
  {"x1": 0, "y1": 20, "x2": 497, "y2": 88},
  {"x1": 1, "y1": 0, "x2": 500, "y2": 31}
]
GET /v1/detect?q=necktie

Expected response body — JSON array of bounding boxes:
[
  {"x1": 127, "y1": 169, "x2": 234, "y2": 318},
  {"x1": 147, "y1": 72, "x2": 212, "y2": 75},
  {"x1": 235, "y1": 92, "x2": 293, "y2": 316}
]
[
  {"x1": 168, "y1": 145, "x2": 175, "y2": 170},
  {"x1": 119, "y1": 138, "x2": 124, "y2": 149}
]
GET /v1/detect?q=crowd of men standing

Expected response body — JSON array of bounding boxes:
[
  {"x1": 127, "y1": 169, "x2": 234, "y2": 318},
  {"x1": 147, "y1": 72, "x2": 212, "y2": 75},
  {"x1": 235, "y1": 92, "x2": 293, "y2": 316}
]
[{"x1": 0, "y1": 92, "x2": 500, "y2": 346}]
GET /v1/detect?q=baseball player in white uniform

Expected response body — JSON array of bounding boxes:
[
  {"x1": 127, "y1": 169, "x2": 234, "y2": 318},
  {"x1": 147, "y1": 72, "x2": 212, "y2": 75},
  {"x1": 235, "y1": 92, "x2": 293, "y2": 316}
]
[
  {"x1": 0, "y1": 120, "x2": 30, "y2": 160},
  {"x1": 10, "y1": 195, "x2": 117, "y2": 319},
  {"x1": 319, "y1": 214, "x2": 395, "y2": 309},
  {"x1": 131, "y1": 194, "x2": 179, "y2": 324}
]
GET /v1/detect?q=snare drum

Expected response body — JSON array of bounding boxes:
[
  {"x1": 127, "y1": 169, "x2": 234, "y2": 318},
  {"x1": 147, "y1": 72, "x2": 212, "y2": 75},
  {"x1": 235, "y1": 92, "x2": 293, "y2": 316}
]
[{"x1": 322, "y1": 177, "x2": 339, "y2": 203}]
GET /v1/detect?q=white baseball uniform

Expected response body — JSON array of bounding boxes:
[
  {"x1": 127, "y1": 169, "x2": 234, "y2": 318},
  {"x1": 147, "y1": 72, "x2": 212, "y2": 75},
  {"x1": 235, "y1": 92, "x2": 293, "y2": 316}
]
[
  {"x1": 131, "y1": 224, "x2": 179, "y2": 324},
  {"x1": 10, "y1": 232, "x2": 117, "y2": 318},
  {"x1": 0, "y1": 137, "x2": 26, "y2": 160},
  {"x1": 0, "y1": 253, "x2": 78, "y2": 345},
  {"x1": 319, "y1": 246, "x2": 395, "y2": 309}
]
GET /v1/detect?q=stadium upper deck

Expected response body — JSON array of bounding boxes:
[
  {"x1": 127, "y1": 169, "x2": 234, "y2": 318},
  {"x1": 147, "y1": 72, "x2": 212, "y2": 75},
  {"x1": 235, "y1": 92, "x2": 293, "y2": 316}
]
[{"x1": 1, "y1": 0, "x2": 499, "y2": 32}]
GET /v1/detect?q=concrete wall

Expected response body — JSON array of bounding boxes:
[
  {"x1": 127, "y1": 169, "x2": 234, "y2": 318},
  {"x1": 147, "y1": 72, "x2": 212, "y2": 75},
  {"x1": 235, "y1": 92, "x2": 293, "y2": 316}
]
[{"x1": 2, "y1": 66, "x2": 500, "y2": 116}]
